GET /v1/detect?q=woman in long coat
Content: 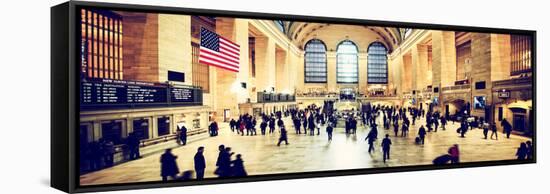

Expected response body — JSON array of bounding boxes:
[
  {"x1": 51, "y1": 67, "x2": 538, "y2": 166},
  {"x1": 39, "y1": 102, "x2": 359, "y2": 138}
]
[
  {"x1": 231, "y1": 154, "x2": 248, "y2": 177},
  {"x1": 160, "y1": 149, "x2": 179, "y2": 181}
]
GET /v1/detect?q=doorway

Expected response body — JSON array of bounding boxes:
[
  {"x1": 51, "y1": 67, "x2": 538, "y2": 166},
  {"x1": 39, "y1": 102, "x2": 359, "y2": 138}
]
[{"x1": 224, "y1": 109, "x2": 231, "y2": 122}]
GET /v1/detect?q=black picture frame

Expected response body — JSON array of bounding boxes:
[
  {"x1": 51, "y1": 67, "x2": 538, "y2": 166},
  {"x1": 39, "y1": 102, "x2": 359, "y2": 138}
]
[{"x1": 51, "y1": 1, "x2": 537, "y2": 193}]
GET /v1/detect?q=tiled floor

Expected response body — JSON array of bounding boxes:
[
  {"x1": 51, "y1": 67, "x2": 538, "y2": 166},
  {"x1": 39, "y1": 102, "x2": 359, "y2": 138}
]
[{"x1": 80, "y1": 114, "x2": 532, "y2": 185}]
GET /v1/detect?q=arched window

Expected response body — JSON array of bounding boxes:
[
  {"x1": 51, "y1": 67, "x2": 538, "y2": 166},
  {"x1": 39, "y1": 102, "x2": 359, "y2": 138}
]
[
  {"x1": 367, "y1": 42, "x2": 388, "y2": 84},
  {"x1": 336, "y1": 40, "x2": 359, "y2": 83},
  {"x1": 304, "y1": 39, "x2": 327, "y2": 83}
]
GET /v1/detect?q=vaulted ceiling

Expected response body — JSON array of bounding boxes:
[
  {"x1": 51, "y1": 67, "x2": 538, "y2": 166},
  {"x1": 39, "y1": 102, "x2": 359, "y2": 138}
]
[{"x1": 275, "y1": 21, "x2": 407, "y2": 53}]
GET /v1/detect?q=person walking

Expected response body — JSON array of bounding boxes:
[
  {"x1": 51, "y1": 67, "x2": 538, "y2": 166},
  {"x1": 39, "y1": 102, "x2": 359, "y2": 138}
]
[
  {"x1": 194, "y1": 147, "x2": 206, "y2": 180},
  {"x1": 365, "y1": 130, "x2": 376, "y2": 153},
  {"x1": 482, "y1": 123, "x2": 489, "y2": 139},
  {"x1": 308, "y1": 115, "x2": 315, "y2": 136},
  {"x1": 229, "y1": 118, "x2": 236, "y2": 133},
  {"x1": 215, "y1": 145, "x2": 227, "y2": 177},
  {"x1": 459, "y1": 120, "x2": 468, "y2": 138},
  {"x1": 209, "y1": 121, "x2": 219, "y2": 137},
  {"x1": 401, "y1": 123, "x2": 409, "y2": 137},
  {"x1": 260, "y1": 120, "x2": 268, "y2": 135},
  {"x1": 502, "y1": 119, "x2": 513, "y2": 139},
  {"x1": 277, "y1": 125, "x2": 289, "y2": 146},
  {"x1": 440, "y1": 116, "x2": 447, "y2": 130},
  {"x1": 231, "y1": 154, "x2": 248, "y2": 177},
  {"x1": 381, "y1": 134, "x2": 392, "y2": 163},
  {"x1": 126, "y1": 132, "x2": 141, "y2": 160},
  {"x1": 326, "y1": 123, "x2": 333, "y2": 141},
  {"x1": 160, "y1": 149, "x2": 179, "y2": 182},
  {"x1": 293, "y1": 117, "x2": 301, "y2": 134},
  {"x1": 393, "y1": 122, "x2": 399, "y2": 137},
  {"x1": 418, "y1": 125, "x2": 427, "y2": 145},
  {"x1": 302, "y1": 117, "x2": 308, "y2": 135},
  {"x1": 269, "y1": 118, "x2": 276, "y2": 134},
  {"x1": 490, "y1": 122, "x2": 498, "y2": 140}
]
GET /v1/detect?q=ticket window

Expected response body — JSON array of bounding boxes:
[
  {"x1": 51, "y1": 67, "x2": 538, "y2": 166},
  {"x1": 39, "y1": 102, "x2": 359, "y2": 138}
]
[
  {"x1": 192, "y1": 119, "x2": 201, "y2": 129},
  {"x1": 511, "y1": 108, "x2": 527, "y2": 132},
  {"x1": 157, "y1": 117, "x2": 171, "y2": 136},
  {"x1": 101, "y1": 121, "x2": 123, "y2": 145},
  {"x1": 133, "y1": 119, "x2": 150, "y2": 140},
  {"x1": 513, "y1": 114, "x2": 526, "y2": 132}
]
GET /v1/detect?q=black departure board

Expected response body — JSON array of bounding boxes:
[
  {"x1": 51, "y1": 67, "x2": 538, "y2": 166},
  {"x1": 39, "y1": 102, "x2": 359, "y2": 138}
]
[
  {"x1": 80, "y1": 78, "x2": 202, "y2": 109},
  {"x1": 81, "y1": 79, "x2": 167, "y2": 105},
  {"x1": 170, "y1": 87, "x2": 195, "y2": 103},
  {"x1": 127, "y1": 84, "x2": 167, "y2": 104}
]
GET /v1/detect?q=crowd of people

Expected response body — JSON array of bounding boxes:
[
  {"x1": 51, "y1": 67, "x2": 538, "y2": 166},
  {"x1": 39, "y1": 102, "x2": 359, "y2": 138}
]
[
  {"x1": 159, "y1": 144, "x2": 248, "y2": 182},
  {"x1": 81, "y1": 101, "x2": 534, "y2": 179}
]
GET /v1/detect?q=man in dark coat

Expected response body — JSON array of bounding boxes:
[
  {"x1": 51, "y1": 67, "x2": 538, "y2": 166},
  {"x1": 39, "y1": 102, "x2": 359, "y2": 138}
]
[
  {"x1": 393, "y1": 122, "x2": 399, "y2": 137},
  {"x1": 308, "y1": 115, "x2": 315, "y2": 136},
  {"x1": 277, "y1": 118, "x2": 284, "y2": 129},
  {"x1": 351, "y1": 118, "x2": 357, "y2": 134},
  {"x1": 229, "y1": 118, "x2": 236, "y2": 133},
  {"x1": 365, "y1": 130, "x2": 376, "y2": 153},
  {"x1": 215, "y1": 145, "x2": 225, "y2": 177},
  {"x1": 231, "y1": 154, "x2": 247, "y2": 177},
  {"x1": 381, "y1": 134, "x2": 392, "y2": 163},
  {"x1": 127, "y1": 132, "x2": 141, "y2": 160},
  {"x1": 326, "y1": 123, "x2": 333, "y2": 141},
  {"x1": 269, "y1": 118, "x2": 276, "y2": 134},
  {"x1": 277, "y1": 126, "x2": 289, "y2": 146},
  {"x1": 401, "y1": 122, "x2": 409, "y2": 137},
  {"x1": 160, "y1": 149, "x2": 179, "y2": 181},
  {"x1": 293, "y1": 117, "x2": 301, "y2": 134},
  {"x1": 502, "y1": 119, "x2": 513, "y2": 138},
  {"x1": 194, "y1": 147, "x2": 206, "y2": 180},
  {"x1": 179, "y1": 125, "x2": 188, "y2": 145},
  {"x1": 260, "y1": 120, "x2": 268, "y2": 135},
  {"x1": 418, "y1": 125, "x2": 427, "y2": 145},
  {"x1": 215, "y1": 146, "x2": 233, "y2": 178},
  {"x1": 209, "y1": 121, "x2": 219, "y2": 137},
  {"x1": 302, "y1": 117, "x2": 308, "y2": 135},
  {"x1": 482, "y1": 123, "x2": 490, "y2": 139}
]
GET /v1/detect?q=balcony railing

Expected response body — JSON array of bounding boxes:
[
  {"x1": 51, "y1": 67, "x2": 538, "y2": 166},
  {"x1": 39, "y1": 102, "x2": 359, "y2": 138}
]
[
  {"x1": 441, "y1": 84, "x2": 471, "y2": 92},
  {"x1": 257, "y1": 92, "x2": 296, "y2": 103},
  {"x1": 492, "y1": 76, "x2": 532, "y2": 87}
]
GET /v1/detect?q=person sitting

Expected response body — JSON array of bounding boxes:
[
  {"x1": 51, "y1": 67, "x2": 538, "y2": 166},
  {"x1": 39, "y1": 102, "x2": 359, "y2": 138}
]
[{"x1": 432, "y1": 154, "x2": 453, "y2": 165}]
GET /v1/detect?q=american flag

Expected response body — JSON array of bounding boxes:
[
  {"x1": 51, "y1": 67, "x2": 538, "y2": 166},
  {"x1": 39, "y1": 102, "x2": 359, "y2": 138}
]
[{"x1": 199, "y1": 27, "x2": 240, "y2": 72}]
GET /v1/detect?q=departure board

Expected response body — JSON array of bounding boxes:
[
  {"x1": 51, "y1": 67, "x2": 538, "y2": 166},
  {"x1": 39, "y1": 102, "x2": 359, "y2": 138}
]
[
  {"x1": 80, "y1": 78, "x2": 202, "y2": 108},
  {"x1": 80, "y1": 79, "x2": 167, "y2": 106},
  {"x1": 170, "y1": 87, "x2": 195, "y2": 103}
]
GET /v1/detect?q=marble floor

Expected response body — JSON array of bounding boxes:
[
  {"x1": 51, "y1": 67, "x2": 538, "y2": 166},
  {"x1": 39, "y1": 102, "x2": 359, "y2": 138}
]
[{"x1": 80, "y1": 115, "x2": 532, "y2": 186}]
